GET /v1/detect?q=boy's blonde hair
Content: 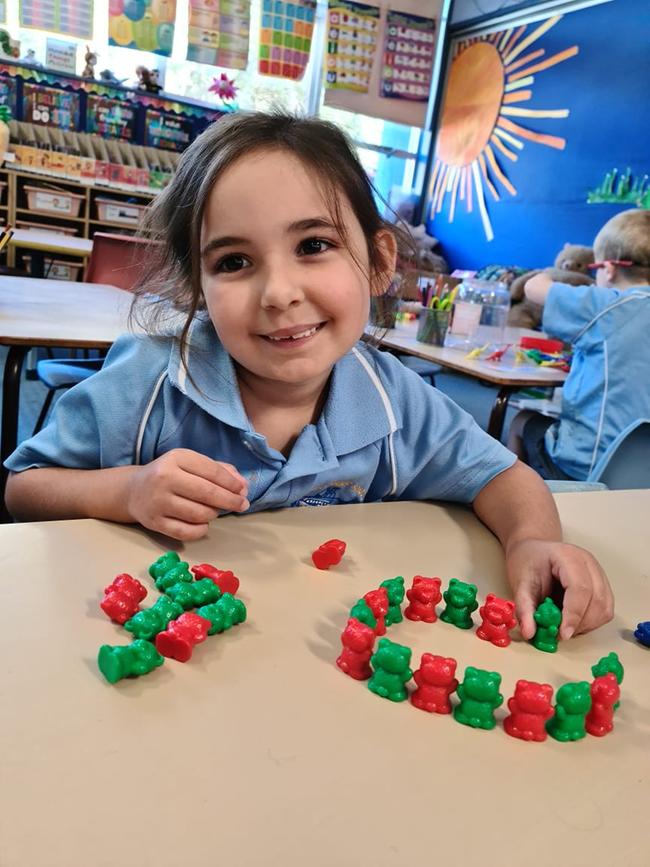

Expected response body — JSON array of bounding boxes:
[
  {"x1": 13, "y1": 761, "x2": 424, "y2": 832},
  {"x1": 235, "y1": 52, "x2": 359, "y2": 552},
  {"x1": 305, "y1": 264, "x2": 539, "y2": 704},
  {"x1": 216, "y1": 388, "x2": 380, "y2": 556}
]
[{"x1": 593, "y1": 209, "x2": 650, "y2": 284}]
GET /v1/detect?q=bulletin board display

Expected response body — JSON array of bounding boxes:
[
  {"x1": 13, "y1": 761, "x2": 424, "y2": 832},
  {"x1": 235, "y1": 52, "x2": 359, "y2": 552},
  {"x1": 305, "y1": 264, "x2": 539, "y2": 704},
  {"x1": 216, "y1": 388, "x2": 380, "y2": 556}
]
[
  {"x1": 86, "y1": 94, "x2": 138, "y2": 142},
  {"x1": 108, "y1": 0, "x2": 176, "y2": 57},
  {"x1": 259, "y1": 0, "x2": 316, "y2": 81},
  {"x1": 22, "y1": 82, "x2": 80, "y2": 130},
  {"x1": 187, "y1": 0, "x2": 250, "y2": 69},
  {"x1": 19, "y1": 0, "x2": 93, "y2": 39},
  {"x1": 144, "y1": 109, "x2": 194, "y2": 151},
  {"x1": 325, "y1": 0, "x2": 380, "y2": 93},
  {"x1": 380, "y1": 9, "x2": 435, "y2": 101}
]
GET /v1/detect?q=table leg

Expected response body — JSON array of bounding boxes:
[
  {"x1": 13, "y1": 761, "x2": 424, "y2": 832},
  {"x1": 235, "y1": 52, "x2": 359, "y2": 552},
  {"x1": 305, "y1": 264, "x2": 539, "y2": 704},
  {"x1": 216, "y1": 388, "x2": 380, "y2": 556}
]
[
  {"x1": 487, "y1": 386, "x2": 515, "y2": 441},
  {"x1": 1, "y1": 345, "x2": 29, "y2": 523}
]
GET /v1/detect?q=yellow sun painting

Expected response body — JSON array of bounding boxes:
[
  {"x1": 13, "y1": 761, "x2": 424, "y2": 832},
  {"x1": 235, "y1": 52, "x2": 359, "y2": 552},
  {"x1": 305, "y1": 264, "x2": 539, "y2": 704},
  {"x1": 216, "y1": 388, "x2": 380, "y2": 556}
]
[{"x1": 429, "y1": 15, "x2": 578, "y2": 241}]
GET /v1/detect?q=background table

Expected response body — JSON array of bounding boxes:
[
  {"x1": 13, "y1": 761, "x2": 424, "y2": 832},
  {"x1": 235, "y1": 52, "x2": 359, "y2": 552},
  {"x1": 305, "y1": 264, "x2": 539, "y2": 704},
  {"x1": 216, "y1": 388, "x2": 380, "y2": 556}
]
[
  {"x1": 0, "y1": 493, "x2": 648, "y2": 867},
  {"x1": 0, "y1": 276, "x2": 134, "y2": 520},
  {"x1": 5, "y1": 227, "x2": 93, "y2": 278},
  {"x1": 373, "y1": 321, "x2": 567, "y2": 438}
]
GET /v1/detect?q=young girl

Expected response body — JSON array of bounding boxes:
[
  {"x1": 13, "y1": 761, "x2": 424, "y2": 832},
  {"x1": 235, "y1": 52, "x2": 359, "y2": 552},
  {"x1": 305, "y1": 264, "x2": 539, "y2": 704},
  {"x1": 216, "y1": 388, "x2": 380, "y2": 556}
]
[{"x1": 4, "y1": 112, "x2": 612, "y2": 641}]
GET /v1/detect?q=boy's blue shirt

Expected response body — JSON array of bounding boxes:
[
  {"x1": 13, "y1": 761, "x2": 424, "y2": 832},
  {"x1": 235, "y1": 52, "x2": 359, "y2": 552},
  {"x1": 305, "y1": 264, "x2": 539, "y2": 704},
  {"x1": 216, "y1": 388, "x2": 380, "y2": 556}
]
[
  {"x1": 543, "y1": 282, "x2": 650, "y2": 480},
  {"x1": 5, "y1": 317, "x2": 515, "y2": 510}
]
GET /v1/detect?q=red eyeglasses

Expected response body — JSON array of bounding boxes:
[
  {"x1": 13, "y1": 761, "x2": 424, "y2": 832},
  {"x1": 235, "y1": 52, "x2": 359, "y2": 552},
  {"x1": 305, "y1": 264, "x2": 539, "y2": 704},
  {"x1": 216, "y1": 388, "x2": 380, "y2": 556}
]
[{"x1": 587, "y1": 259, "x2": 634, "y2": 271}]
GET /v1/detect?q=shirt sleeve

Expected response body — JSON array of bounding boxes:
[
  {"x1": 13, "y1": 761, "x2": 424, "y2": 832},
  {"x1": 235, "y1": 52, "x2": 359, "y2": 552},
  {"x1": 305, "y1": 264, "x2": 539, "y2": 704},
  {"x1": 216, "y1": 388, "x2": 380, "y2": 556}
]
[
  {"x1": 372, "y1": 354, "x2": 517, "y2": 504},
  {"x1": 542, "y1": 283, "x2": 620, "y2": 345},
  {"x1": 3, "y1": 334, "x2": 167, "y2": 473}
]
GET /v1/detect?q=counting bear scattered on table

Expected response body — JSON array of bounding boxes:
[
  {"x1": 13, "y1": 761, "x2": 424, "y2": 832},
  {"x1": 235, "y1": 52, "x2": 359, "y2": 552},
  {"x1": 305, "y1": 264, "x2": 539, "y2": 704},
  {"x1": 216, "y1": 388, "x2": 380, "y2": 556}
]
[
  {"x1": 585, "y1": 674, "x2": 620, "y2": 737},
  {"x1": 476, "y1": 594, "x2": 517, "y2": 648},
  {"x1": 503, "y1": 680, "x2": 554, "y2": 742},
  {"x1": 368, "y1": 638, "x2": 413, "y2": 702},
  {"x1": 531, "y1": 597, "x2": 562, "y2": 653},
  {"x1": 440, "y1": 579, "x2": 479, "y2": 629},
  {"x1": 98, "y1": 638, "x2": 164, "y2": 684},
  {"x1": 453, "y1": 666, "x2": 503, "y2": 730},
  {"x1": 166, "y1": 577, "x2": 222, "y2": 610},
  {"x1": 124, "y1": 595, "x2": 184, "y2": 641},
  {"x1": 546, "y1": 681, "x2": 592, "y2": 741},
  {"x1": 380, "y1": 577, "x2": 405, "y2": 627},
  {"x1": 411, "y1": 654, "x2": 458, "y2": 714},
  {"x1": 404, "y1": 576, "x2": 442, "y2": 623},
  {"x1": 336, "y1": 617, "x2": 376, "y2": 680},
  {"x1": 196, "y1": 593, "x2": 247, "y2": 635}
]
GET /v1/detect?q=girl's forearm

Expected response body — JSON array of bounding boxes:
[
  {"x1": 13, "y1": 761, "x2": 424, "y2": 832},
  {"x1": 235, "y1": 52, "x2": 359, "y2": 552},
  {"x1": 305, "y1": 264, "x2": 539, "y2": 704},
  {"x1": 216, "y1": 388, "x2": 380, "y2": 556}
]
[{"x1": 5, "y1": 466, "x2": 138, "y2": 524}]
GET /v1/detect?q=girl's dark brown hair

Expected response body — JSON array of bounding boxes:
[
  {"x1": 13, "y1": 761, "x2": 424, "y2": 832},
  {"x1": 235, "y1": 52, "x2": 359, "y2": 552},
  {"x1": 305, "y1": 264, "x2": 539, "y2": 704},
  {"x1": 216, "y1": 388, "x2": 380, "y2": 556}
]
[{"x1": 132, "y1": 110, "x2": 415, "y2": 362}]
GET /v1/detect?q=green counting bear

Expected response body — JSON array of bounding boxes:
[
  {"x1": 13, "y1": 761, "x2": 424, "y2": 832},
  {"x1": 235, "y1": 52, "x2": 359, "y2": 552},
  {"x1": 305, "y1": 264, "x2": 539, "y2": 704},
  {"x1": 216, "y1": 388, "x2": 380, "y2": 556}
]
[
  {"x1": 196, "y1": 592, "x2": 247, "y2": 635},
  {"x1": 149, "y1": 551, "x2": 182, "y2": 581},
  {"x1": 380, "y1": 576, "x2": 405, "y2": 626},
  {"x1": 368, "y1": 638, "x2": 412, "y2": 702},
  {"x1": 591, "y1": 652, "x2": 624, "y2": 710},
  {"x1": 546, "y1": 681, "x2": 592, "y2": 741},
  {"x1": 453, "y1": 666, "x2": 503, "y2": 730},
  {"x1": 166, "y1": 578, "x2": 222, "y2": 610},
  {"x1": 531, "y1": 597, "x2": 562, "y2": 653},
  {"x1": 350, "y1": 599, "x2": 377, "y2": 631},
  {"x1": 440, "y1": 579, "x2": 479, "y2": 629},
  {"x1": 124, "y1": 595, "x2": 183, "y2": 640},
  {"x1": 155, "y1": 563, "x2": 193, "y2": 593},
  {"x1": 98, "y1": 639, "x2": 164, "y2": 684}
]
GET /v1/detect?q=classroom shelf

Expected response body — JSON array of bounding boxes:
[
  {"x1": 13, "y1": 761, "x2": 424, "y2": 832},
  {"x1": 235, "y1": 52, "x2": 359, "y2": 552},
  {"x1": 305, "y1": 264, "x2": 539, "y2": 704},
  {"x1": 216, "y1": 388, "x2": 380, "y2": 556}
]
[{"x1": 16, "y1": 207, "x2": 86, "y2": 223}]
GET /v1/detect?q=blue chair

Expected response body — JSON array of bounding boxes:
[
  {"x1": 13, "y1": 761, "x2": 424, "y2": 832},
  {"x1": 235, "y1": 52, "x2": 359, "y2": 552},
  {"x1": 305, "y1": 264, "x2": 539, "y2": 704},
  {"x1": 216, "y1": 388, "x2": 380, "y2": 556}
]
[
  {"x1": 32, "y1": 358, "x2": 103, "y2": 435},
  {"x1": 397, "y1": 354, "x2": 441, "y2": 386}
]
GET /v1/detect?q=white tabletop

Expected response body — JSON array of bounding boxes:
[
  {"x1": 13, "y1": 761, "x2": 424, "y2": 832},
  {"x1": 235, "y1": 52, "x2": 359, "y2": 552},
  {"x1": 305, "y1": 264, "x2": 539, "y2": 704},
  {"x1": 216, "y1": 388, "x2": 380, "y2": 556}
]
[
  {"x1": 0, "y1": 494, "x2": 647, "y2": 866},
  {"x1": 5, "y1": 227, "x2": 94, "y2": 257}
]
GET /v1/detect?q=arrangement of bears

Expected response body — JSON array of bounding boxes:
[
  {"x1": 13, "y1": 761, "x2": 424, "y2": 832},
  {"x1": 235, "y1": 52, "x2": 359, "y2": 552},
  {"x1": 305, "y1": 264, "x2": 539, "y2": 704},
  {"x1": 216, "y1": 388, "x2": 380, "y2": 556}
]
[{"x1": 336, "y1": 576, "x2": 623, "y2": 743}]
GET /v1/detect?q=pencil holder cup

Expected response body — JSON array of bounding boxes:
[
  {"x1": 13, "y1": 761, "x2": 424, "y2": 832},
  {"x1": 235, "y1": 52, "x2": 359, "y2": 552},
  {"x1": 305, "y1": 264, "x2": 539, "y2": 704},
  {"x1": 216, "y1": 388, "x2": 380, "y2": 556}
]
[
  {"x1": 369, "y1": 295, "x2": 399, "y2": 329},
  {"x1": 416, "y1": 308, "x2": 451, "y2": 346}
]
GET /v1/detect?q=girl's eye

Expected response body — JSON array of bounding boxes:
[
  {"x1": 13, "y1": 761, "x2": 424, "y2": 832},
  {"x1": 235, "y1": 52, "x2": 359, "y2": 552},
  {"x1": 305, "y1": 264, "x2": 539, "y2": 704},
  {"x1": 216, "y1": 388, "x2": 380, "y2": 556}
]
[
  {"x1": 298, "y1": 237, "x2": 334, "y2": 256},
  {"x1": 215, "y1": 254, "x2": 250, "y2": 273}
]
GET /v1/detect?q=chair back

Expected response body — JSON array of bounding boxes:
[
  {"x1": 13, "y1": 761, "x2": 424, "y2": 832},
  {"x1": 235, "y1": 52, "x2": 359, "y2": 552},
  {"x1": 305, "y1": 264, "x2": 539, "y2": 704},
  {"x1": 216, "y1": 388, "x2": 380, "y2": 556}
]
[
  {"x1": 589, "y1": 421, "x2": 650, "y2": 489},
  {"x1": 85, "y1": 232, "x2": 150, "y2": 291}
]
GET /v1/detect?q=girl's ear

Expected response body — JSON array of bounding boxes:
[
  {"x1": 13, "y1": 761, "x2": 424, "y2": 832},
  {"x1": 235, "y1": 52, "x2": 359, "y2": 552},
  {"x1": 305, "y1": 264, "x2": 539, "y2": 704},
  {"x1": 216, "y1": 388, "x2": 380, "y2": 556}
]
[{"x1": 371, "y1": 228, "x2": 398, "y2": 297}]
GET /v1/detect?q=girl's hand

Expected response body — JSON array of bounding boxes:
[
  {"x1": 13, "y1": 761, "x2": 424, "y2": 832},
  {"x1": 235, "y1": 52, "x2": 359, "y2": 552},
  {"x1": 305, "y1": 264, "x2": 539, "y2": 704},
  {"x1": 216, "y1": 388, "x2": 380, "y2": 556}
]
[
  {"x1": 126, "y1": 448, "x2": 249, "y2": 541},
  {"x1": 505, "y1": 538, "x2": 614, "y2": 641}
]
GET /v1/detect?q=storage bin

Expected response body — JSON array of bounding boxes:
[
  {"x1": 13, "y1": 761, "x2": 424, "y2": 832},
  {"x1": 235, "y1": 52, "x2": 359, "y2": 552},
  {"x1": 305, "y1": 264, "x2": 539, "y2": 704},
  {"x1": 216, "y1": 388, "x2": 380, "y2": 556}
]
[
  {"x1": 24, "y1": 185, "x2": 85, "y2": 217},
  {"x1": 16, "y1": 219, "x2": 78, "y2": 236},
  {"x1": 95, "y1": 197, "x2": 147, "y2": 225},
  {"x1": 23, "y1": 256, "x2": 83, "y2": 281}
]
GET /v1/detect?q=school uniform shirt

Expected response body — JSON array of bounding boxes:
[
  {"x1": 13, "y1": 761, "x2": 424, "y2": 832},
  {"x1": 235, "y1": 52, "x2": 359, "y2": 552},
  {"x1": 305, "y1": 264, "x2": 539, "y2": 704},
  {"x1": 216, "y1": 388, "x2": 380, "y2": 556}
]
[
  {"x1": 4, "y1": 317, "x2": 516, "y2": 509},
  {"x1": 542, "y1": 282, "x2": 650, "y2": 480}
]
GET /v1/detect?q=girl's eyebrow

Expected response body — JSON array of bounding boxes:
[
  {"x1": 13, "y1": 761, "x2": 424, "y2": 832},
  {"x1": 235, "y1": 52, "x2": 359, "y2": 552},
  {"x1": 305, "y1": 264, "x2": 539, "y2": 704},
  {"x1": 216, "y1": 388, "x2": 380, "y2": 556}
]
[{"x1": 200, "y1": 217, "x2": 338, "y2": 259}]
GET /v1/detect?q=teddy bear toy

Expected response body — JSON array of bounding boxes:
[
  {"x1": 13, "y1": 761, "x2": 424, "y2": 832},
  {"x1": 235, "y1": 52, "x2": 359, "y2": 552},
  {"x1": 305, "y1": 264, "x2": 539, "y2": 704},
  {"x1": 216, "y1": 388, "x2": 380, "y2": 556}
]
[
  {"x1": 336, "y1": 617, "x2": 376, "y2": 680},
  {"x1": 546, "y1": 681, "x2": 592, "y2": 741},
  {"x1": 503, "y1": 679, "x2": 554, "y2": 741},
  {"x1": 440, "y1": 578, "x2": 479, "y2": 630},
  {"x1": 585, "y1": 673, "x2": 620, "y2": 737},
  {"x1": 404, "y1": 576, "x2": 442, "y2": 623},
  {"x1": 508, "y1": 243, "x2": 594, "y2": 329},
  {"x1": 476, "y1": 593, "x2": 517, "y2": 647},
  {"x1": 411, "y1": 654, "x2": 458, "y2": 714},
  {"x1": 368, "y1": 638, "x2": 413, "y2": 702},
  {"x1": 81, "y1": 45, "x2": 97, "y2": 78},
  {"x1": 453, "y1": 666, "x2": 503, "y2": 730}
]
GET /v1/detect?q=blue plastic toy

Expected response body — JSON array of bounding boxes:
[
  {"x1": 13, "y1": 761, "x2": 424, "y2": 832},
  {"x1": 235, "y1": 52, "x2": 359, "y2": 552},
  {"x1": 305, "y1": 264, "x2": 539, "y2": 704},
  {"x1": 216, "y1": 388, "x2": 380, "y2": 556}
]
[{"x1": 633, "y1": 621, "x2": 650, "y2": 647}]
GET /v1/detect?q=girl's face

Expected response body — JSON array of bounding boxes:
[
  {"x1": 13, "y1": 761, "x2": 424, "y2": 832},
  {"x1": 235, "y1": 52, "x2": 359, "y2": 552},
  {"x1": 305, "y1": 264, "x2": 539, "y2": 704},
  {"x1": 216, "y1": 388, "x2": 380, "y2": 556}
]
[{"x1": 200, "y1": 149, "x2": 395, "y2": 393}]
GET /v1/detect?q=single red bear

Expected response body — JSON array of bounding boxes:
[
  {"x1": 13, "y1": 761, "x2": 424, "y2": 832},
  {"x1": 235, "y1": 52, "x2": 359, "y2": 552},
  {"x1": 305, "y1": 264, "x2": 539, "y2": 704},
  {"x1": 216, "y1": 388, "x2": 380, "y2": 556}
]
[
  {"x1": 363, "y1": 587, "x2": 389, "y2": 636},
  {"x1": 404, "y1": 576, "x2": 442, "y2": 623},
  {"x1": 410, "y1": 653, "x2": 458, "y2": 713},
  {"x1": 155, "y1": 612, "x2": 211, "y2": 662},
  {"x1": 503, "y1": 679, "x2": 554, "y2": 741},
  {"x1": 336, "y1": 617, "x2": 376, "y2": 680},
  {"x1": 585, "y1": 673, "x2": 620, "y2": 737},
  {"x1": 100, "y1": 573, "x2": 148, "y2": 624},
  {"x1": 191, "y1": 563, "x2": 240, "y2": 596},
  {"x1": 476, "y1": 593, "x2": 517, "y2": 647}
]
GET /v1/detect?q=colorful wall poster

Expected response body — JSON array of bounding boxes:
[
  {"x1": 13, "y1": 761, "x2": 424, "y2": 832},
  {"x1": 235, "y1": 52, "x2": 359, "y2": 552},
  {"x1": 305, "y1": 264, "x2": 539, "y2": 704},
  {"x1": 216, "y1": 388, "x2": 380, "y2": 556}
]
[
  {"x1": 325, "y1": 1, "x2": 380, "y2": 93},
  {"x1": 87, "y1": 94, "x2": 138, "y2": 141},
  {"x1": 145, "y1": 109, "x2": 193, "y2": 151},
  {"x1": 45, "y1": 38, "x2": 77, "y2": 75},
  {"x1": 258, "y1": 0, "x2": 316, "y2": 81},
  {"x1": 381, "y1": 10, "x2": 435, "y2": 101},
  {"x1": 23, "y1": 82, "x2": 80, "y2": 130},
  {"x1": 19, "y1": 0, "x2": 93, "y2": 39},
  {"x1": 109, "y1": 0, "x2": 176, "y2": 58},
  {"x1": 0, "y1": 75, "x2": 18, "y2": 115},
  {"x1": 0, "y1": 3, "x2": 6, "y2": 25},
  {"x1": 187, "y1": 0, "x2": 250, "y2": 70}
]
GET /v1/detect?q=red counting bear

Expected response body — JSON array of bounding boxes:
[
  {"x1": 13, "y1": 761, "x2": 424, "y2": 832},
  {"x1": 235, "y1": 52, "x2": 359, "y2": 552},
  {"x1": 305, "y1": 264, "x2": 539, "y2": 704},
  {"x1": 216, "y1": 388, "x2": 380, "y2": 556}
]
[
  {"x1": 363, "y1": 587, "x2": 389, "y2": 636},
  {"x1": 476, "y1": 593, "x2": 517, "y2": 647},
  {"x1": 155, "y1": 612, "x2": 211, "y2": 662},
  {"x1": 336, "y1": 618, "x2": 376, "y2": 680},
  {"x1": 404, "y1": 576, "x2": 442, "y2": 623},
  {"x1": 191, "y1": 563, "x2": 240, "y2": 596},
  {"x1": 503, "y1": 680, "x2": 554, "y2": 742},
  {"x1": 311, "y1": 539, "x2": 347, "y2": 570},
  {"x1": 585, "y1": 673, "x2": 620, "y2": 737},
  {"x1": 410, "y1": 654, "x2": 458, "y2": 713},
  {"x1": 100, "y1": 573, "x2": 148, "y2": 624}
]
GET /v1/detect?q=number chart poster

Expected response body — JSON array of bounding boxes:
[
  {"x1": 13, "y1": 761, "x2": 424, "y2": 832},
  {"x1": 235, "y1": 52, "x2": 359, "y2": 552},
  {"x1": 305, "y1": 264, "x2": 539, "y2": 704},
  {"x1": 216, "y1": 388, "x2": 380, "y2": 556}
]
[
  {"x1": 109, "y1": 0, "x2": 176, "y2": 57},
  {"x1": 19, "y1": 0, "x2": 93, "y2": 39},
  {"x1": 87, "y1": 94, "x2": 137, "y2": 141},
  {"x1": 326, "y1": 0, "x2": 380, "y2": 93},
  {"x1": 23, "y1": 83, "x2": 80, "y2": 130},
  {"x1": 381, "y1": 10, "x2": 435, "y2": 102},
  {"x1": 259, "y1": 0, "x2": 316, "y2": 81},
  {"x1": 187, "y1": 0, "x2": 250, "y2": 70}
]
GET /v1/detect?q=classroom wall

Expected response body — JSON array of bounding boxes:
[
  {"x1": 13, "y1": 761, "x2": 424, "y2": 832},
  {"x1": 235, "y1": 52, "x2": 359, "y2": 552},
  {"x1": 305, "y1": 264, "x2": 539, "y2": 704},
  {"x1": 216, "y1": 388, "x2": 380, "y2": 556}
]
[{"x1": 425, "y1": 0, "x2": 650, "y2": 269}]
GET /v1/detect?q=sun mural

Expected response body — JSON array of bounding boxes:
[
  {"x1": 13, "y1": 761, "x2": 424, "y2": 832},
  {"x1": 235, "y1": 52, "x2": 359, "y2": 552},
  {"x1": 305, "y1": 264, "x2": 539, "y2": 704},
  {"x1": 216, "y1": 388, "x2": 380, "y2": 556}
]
[{"x1": 430, "y1": 15, "x2": 578, "y2": 241}]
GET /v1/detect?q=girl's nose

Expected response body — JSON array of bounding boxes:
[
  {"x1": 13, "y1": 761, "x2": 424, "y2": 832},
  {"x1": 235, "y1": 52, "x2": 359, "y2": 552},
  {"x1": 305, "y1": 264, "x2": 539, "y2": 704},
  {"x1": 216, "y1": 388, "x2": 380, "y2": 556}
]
[{"x1": 259, "y1": 261, "x2": 306, "y2": 310}]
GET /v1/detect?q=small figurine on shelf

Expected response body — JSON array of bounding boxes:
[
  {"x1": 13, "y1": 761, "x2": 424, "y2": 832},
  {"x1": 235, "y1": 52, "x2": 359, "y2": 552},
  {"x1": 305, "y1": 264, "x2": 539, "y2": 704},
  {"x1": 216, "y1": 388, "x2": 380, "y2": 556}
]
[
  {"x1": 82, "y1": 45, "x2": 98, "y2": 78},
  {"x1": 136, "y1": 65, "x2": 163, "y2": 94},
  {"x1": 209, "y1": 73, "x2": 238, "y2": 111},
  {"x1": 20, "y1": 48, "x2": 42, "y2": 67},
  {"x1": 99, "y1": 68, "x2": 127, "y2": 87},
  {"x1": 0, "y1": 29, "x2": 20, "y2": 60}
]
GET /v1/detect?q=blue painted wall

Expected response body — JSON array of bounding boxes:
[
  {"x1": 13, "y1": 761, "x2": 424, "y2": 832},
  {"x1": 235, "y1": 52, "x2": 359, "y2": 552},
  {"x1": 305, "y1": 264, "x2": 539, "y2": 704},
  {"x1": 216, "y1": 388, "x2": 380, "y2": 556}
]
[{"x1": 426, "y1": 0, "x2": 650, "y2": 269}]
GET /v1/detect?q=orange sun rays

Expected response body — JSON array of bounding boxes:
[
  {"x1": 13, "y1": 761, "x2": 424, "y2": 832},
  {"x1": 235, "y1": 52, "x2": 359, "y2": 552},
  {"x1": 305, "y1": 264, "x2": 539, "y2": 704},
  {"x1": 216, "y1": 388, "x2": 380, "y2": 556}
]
[{"x1": 430, "y1": 15, "x2": 578, "y2": 241}]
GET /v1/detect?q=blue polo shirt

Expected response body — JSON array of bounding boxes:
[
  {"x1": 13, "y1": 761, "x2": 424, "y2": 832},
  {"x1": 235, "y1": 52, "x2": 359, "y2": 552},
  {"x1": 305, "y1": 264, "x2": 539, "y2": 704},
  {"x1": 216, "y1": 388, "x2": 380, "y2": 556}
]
[
  {"x1": 543, "y1": 283, "x2": 650, "y2": 480},
  {"x1": 5, "y1": 317, "x2": 516, "y2": 509}
]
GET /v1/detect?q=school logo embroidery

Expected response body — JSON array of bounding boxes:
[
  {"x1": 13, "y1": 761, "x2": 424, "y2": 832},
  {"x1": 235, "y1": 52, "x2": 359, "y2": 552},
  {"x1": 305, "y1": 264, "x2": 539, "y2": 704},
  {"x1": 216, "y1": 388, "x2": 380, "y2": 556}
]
[{"x1": 291, "y1": 482, "x2": 366, "y2": 508}]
